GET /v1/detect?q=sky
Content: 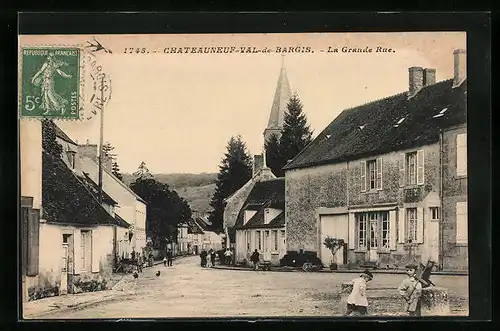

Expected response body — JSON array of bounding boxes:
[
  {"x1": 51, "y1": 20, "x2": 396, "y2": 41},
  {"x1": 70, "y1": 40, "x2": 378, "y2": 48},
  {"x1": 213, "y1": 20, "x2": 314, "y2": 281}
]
[{"x1": 20, "y1": 32, "x2": 466, "y2": 174}]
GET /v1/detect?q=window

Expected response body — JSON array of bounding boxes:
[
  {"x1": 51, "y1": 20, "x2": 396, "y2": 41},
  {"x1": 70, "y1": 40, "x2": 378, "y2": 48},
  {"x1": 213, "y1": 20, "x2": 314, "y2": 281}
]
[
  {"x1": 369, "y1": 214, "x2": 379, "y2": 249},
  {"x1": 80, "y1": 230, "x2": 92, "y2": 272},
  {"x1": 361, "y1": 158, "x2": 382, "y2": 192},
  {"x1": 406, "y1": 208, "x2": 418, "y2": 242},
  {"x1": 457, "y1": 133, "x2": 467, "y2": 177},
  {"x1": 367, "y1": 160, "x2": 377, "y2": 190},
  {"x1": 357, "y1": 215, "x2": 367, "y2": 249},
  {"x1": 67, "y1": 151, "x2": 76, "y2": 169},
  {"x1": 430, "y1": 207, "x2": 440, "y2": 221},
  {"x1": 456, "y1": 202, "x2": 468, "y2": 244},
  {"x1": 246, "y1": 231, "x2": 251, "y2": 251},
  {"x1": 273, "y1": 230, "x2": 278, "y2": 251},
  {"x1": 406, "y1": 152, "x2": 417, "y2": 185},
  {"x1": 265, "y1": 231, "x2": 270, "y2": 251},
  {"x1": 256, "y1": 231, "x2": 261, "y2": 250},
  {"x1": 381, "y1": 213, "x2": 390, "y2": 249}
]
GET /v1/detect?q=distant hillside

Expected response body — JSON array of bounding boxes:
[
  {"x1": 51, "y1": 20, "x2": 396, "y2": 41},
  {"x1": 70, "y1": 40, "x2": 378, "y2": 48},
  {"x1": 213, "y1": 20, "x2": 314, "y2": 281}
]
[{"x1": 122, "y1": 172, "x2": 217, "y2": 214}]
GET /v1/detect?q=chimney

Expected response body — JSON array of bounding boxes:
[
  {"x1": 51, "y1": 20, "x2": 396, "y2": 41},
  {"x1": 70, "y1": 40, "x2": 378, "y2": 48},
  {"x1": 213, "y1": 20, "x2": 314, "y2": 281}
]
[
  {"x1": 253, "y1": 154, "x2": 264, "y2": 176},
  {"x1": 408, "y1": 67, "x2": 424, "y2": 96},
  {"x1": 77, "y1": 142, "x2": 98, "y2": 163},
  {"x1": 453, "y1": 49, "x2": 466, "y2": 87},
  {"x1": 423, "y1": 68, "x2": 436, "y2": 86}
]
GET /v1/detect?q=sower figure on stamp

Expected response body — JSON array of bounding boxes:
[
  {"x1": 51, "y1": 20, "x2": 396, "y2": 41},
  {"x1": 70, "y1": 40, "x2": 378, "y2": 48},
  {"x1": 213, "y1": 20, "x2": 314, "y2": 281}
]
[
  {"x1": 31, "y1": 53, "x2": 72, "y2": 115},
  {"x1": 345, "y1": 270, "x2": 373, "y2": 316},
  {"x1": 398, "y1": 264, "x2": 423, "y2": 316}
]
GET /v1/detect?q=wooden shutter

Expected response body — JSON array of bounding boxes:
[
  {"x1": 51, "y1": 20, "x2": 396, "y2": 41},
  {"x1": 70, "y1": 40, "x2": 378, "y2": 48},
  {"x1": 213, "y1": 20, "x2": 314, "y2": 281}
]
[
  {"x1": 348, "y1": 213, "x2": 356, "y2": 249},
  {"x1": 389, "y1": 210, "x2": 397, "y2": 250},
  {"x1": 417, "y1": 150, "x2": 425, "y2": 185},
  {"x1": 360, "y1": 161, "x2": 366, "y2": 192},
  {"x1": 91, "y1": 230, "x2": 100, "y2": 273},
  {"x1": 73, "y1": 229, "x2": 81, "y2": 274},
  {"x1": 456, "y1": 134, "x2": 467, "y2": 176},
  {"x1": 27, "y1": 209, "x2": 40, "y2": 276},
  {"x1": 456, "y1": 202, "x2": 468, "y2": 244},
  {"x1": 21, "y1": 207, "x2": 29, "y2": 276},
  {"x1": 417, "y1": 207, "x2": 424, "y2": 243},
  {"x1": 399, "y1": 153, "x2": 406, "y2": 187},
  {"x1": 377, "y1": 158, "x2": 383, "y2": 190},
  {"x1": 398, "y1": 208, "x2": 406, "y2": 244}
]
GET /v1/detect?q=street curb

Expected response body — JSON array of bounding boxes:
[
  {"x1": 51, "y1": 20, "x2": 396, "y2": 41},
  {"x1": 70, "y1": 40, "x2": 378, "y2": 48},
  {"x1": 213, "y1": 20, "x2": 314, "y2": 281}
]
[
  {"x1": 24, "y1": 291, "x2": 133, "y2": 319},
  {"x1": 211, "y1": 266, "x2": 468, "y2": 276}
]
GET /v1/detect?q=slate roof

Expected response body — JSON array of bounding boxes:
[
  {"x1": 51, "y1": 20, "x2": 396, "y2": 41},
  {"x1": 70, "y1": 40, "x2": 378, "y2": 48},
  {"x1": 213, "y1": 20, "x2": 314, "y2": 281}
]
[
  {"x1": 42, "y1": 151, "x2": 125, "y2": 227},
  {"x1": 284, "y1": 79, "x2": 467, "y2": 170},
  {"x1": 115, "y1": 214, "x2": 131, "y2": 228},
  {"x1": 187, "y1": 218, "x2": 205, "y2": 235},
  {"x1": 233, "y1": 178, "x2": 285, "y2": 230},
  {"x1": 80, "y1": 172, "x2": 118, "y2": 206},
  {"x1": 54, "y1": 123, "x2": 77, "y2": 145}
]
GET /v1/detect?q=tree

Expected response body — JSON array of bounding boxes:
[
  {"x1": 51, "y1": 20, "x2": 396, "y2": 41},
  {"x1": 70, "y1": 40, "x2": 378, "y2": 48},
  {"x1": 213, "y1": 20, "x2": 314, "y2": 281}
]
[
  {"x1": 133, "y1": 161, "x2": 153, "y2": 179},
  {"x1": 323, "y1": 237, "x2": 345, "y2": 266},
  {"x1": 266, "y1": 93, "x2": 313, "y2": 177},
  {"x1": 112, "y1": 161, "x2": 123, "y2": 181},
  {"x1": 41, "y1": 119, "x2": 62, "y2": 157},
  {"x1": 264, "y1": 133, "x2": 282, "y2": 177},
  {"x1": 130, "y1": 174, "x2": 192, "y2": 248},
  {"x1": 102, "y1": 142, "x2": 116, "y2": 160},
  {"x1": 208, "y1": 136, "x2": 252, "y2": 233}
]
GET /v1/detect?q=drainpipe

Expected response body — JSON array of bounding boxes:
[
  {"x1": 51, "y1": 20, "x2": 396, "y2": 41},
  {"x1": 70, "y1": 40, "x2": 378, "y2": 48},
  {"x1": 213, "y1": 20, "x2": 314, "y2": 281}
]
[{"x1": 439, "y1": 130, "x2": 444, "y2": 271}]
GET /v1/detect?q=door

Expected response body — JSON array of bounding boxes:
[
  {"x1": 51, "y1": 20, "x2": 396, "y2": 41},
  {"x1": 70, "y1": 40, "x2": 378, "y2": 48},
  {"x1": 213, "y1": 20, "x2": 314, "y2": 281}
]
[
  {"x1": 320, "y1": 214, "x2": 348, "y2": 266},
  {"x1": 368, "y1": 215, "x2": 379, "y2": 262},
  {"x1": 60, "y1": 234, "x2": 72, "y2": 295}
]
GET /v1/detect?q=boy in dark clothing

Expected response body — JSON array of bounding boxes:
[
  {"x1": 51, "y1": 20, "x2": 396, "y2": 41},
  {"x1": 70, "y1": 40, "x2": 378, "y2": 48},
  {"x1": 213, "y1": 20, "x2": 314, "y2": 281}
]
[
  {"x1": 210, "y1": 250, "x2": 216, "y2": 267},
  {"x1": 250, "y1": 249, "x2": 260, "y2": 271}
]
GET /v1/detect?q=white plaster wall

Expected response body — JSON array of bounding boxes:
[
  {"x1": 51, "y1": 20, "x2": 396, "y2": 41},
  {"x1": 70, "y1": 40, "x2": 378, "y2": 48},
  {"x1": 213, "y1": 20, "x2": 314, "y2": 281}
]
[
  {"x1": 92, "y1": 226, "x2": 114, "y2": 273},
  {"x1": 38, "y1": 223, "x2": 64, "y2": 282},
  {"x1": 20, "y1": 119, "x2": 42, "y2": 209}
]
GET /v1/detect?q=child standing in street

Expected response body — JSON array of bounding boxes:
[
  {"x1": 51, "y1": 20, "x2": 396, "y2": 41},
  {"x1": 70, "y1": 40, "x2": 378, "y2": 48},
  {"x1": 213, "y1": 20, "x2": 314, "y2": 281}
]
[
  {"x1": 397, "y1": 264, "x2": 423, "y2": 316},
  {"x1": 346, "y1": 270, "x2": 373, "y2": 316}
]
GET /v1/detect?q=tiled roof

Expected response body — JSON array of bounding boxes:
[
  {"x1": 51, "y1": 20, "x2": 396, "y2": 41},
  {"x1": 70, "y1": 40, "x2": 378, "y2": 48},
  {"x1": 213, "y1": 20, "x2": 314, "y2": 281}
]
[
  {"x1": 42, "y1": 151, "x2": 125, "y2": 227},
  {"x1": 187, "y1": 218, "x2": 204, "y2": 235},
  {"x1": 54, "y1": 123, "x2": 77, "y2": 145},
  {"x1": 234, "y1": 178, "x2": 285, "y2": 230},
  {"x1": 284, "y1": 79, "x2": 467, "y2": 170},
  {"x1": 80, "y1": 172, "x2": 118, "y2": 205}
]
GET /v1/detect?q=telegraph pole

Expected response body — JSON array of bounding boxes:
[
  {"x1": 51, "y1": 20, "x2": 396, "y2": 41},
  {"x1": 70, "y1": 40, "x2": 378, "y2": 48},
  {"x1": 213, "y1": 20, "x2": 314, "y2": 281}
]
[{"x1": 98, "y1": 75, "x2": 104, "y2": 205}]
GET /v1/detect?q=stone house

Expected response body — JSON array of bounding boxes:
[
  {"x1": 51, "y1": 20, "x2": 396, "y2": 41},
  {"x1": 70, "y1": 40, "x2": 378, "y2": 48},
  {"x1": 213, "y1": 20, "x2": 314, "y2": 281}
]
[
  {"x1": 234, "y1": 178, "x2": 286, "y2": 266},
  {"x1": 283, "y1": 49, "x2": 467, "y2": 271}
]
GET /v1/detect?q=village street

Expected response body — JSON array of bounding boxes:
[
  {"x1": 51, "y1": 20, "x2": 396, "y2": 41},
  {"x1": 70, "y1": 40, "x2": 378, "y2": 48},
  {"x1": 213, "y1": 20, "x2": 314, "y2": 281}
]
[{"x1": 36, "y1": 256, "x2": 469, "y2": 319}]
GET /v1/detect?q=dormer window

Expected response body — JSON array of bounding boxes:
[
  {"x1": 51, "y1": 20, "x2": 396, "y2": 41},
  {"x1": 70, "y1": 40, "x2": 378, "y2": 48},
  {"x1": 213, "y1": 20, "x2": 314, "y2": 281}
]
[
  {"x1": 67, "y1": 151, "x2": 76, "y2": 169},
  {"x1": 432, "y1": 107, "x2": 448, "y2": 118},
  {"x1": 393, "y1": 117, "x2": 406, "y2": 128}
]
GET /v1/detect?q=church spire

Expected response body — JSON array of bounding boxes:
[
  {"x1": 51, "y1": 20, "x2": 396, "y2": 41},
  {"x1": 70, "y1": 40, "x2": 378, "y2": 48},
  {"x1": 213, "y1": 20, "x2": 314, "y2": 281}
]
[{"x1": 263, "y1": 55, "x2": 292, "y2": 143}]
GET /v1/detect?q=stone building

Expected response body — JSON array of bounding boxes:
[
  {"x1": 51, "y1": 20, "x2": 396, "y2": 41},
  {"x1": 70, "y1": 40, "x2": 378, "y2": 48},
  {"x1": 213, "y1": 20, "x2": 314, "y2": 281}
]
[{"x1": 283, "y1": 49, "x2": 467, "y2": 271}]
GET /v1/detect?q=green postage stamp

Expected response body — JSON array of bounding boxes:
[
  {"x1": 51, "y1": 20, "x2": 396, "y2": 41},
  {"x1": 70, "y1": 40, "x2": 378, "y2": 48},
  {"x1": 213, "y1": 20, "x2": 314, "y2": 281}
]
[{"x1": 20, "y1": 48, "x2": 81, "y2": 119}]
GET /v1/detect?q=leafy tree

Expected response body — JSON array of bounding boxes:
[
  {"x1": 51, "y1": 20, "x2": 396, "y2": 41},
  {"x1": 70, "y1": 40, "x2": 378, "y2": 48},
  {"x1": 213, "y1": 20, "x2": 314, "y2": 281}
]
[
  {"x1": 129, "y1": 169, "x2": 192, "y2": 248},
  {"x1": 323, "y1": 237, "x2": 345, "y2": 265},
  {"x1": 41, "y1": 119, "x2": 62, "y2": 157},
  {"x1": 112, "y1": 162, "x2": 123, "y2": 181},
  {"x1": 208, "y1": 135, "x2": 252, "y2": 233},
  {"x1": 266, "y1": 93, "x2": 313, "y2": 177}
]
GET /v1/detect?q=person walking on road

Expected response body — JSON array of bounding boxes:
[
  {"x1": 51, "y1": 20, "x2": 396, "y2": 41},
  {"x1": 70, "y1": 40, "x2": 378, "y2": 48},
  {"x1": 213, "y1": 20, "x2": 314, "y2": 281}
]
[
  {"x1": 136, "y1": 253, "x2": 143, "y2": 273},
  {"x1": 224, "y1": 248, "x2": 233, "y2": 266},
  {"x1": 166, "y1": 249, "x2": 173, "y2": 267},
  {"x1": 250, "y1": 249, "x2": 260, "y2": 271},
  {"x1": 398, "y1": 264, "x2": 423, "y2": 316},
  {"x1": 345, "y1": 269, "x2": 373, "y2": 316},
  {"x1": 200, "y1": 249, "x2": 208, "y2": 267},
  {"x1": 210, "y1": 249, "x2": 216, "y2": 267}
]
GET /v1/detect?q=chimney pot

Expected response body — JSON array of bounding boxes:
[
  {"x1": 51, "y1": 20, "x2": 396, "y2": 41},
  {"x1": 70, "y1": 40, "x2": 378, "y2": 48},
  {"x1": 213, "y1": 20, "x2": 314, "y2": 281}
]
[
  {"x1": 453, "y1": 49, "x2": 466, "y2": 87},
  {"x1": 408, "y1": 67, "x2": 424, "y2": 96},
  {"x1": 423, "y1": 68, "x2": 436, "y2": 86}
]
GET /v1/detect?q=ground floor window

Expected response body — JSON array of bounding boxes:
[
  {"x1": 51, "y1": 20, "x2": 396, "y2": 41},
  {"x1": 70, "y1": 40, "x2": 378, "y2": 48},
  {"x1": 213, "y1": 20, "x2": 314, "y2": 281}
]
[
  {"x1": 256, "y1": 231, "x2": 261, "y2": 250},
  {"x1": 246, "y1": 231, "x2": 251, "y2": 251},
  {"x1": 406, "y1": 208, "x2": 418, "y2": 242},
  {"x1": 273, "y1": 230, "x2": 278, "y2": 251},
  {"x1": 80, "y1": 230, "x2": 92, "y2": 272},
  {"x1": 356, "y1": 212, "x2": 390, "y2": 250}
]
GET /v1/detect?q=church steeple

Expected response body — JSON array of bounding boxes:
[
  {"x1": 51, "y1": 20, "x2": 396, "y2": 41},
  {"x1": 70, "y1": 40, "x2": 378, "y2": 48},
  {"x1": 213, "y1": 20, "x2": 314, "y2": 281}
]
[{"x1": 263, "y1": 55, "x2": 292, "y2": 143}]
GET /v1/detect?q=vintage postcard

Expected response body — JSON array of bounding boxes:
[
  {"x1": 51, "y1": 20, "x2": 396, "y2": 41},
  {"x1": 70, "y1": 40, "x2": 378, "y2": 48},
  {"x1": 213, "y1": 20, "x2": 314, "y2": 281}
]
[{"x1": 19, "y1": 32, "x2": 468, "y2": 319}]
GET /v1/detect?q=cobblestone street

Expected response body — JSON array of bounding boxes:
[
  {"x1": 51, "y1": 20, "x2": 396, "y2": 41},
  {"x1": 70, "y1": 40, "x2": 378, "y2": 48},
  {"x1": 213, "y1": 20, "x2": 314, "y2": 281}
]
[{"x1": 34, "y1": 256, "x2": 468, "y2": 319}]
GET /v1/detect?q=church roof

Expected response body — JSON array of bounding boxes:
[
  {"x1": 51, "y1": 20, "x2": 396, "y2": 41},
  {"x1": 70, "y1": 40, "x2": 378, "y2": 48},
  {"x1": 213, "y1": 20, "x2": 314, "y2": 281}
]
[{"x1": 266, "y1": 61, "x2": 292, "y2": 130}]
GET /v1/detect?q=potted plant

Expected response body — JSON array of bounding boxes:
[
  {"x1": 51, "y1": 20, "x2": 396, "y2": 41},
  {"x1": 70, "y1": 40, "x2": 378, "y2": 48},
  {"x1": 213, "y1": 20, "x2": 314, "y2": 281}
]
[{"x1": 323, "y1": 237, "x2": 345, "y2": 270}]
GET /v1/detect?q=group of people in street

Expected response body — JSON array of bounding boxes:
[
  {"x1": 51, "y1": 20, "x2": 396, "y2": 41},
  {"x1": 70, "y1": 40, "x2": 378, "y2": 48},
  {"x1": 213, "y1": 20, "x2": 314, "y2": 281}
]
[
  {"x1": 163, "y1": 249, "x2": 173, "y2": 267},
  {"x1": 346, "y1": 264, "x2": 426, "y2": 317},
  {"x1": 200, "y1": 248, "x2": 217, "y2": 267}
]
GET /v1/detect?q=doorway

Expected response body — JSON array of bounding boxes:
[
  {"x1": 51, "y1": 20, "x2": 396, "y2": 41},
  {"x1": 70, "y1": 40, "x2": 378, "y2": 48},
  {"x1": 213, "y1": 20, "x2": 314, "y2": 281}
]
[
  {"x1": 319, "y1": 214, "x2": 348, "y2": 266},
  {"x1": 60, "y1": 234, "x2": 73, "y2": 295}
]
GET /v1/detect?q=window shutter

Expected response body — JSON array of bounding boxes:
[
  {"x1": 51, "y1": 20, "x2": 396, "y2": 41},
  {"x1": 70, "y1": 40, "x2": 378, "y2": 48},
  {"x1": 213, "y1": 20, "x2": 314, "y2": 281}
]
[
  {"x1": 456, "y1": 202, "x2": 468, "y2": 244},
  {"x1": 456, "y1": 134, "x2": 467, "y2": 176},
  {"x1": 348, "y1": 213, "x2": 355, "y2": 249},
  {"x1": 398, "y1": 208, "x2": 406, "y2": 244},
  {"x1": 417, "y1": 207, "x2": 424, "y2": 243},
  {"x1": 389, "y1": 210, "x2": 397, "y2": 250},
  {"x1": 21, "y1": 208, "x2": 29, "y2": 276},
  {"x1": 399, "y1": 154, "x2": 406, "y2": 187},
  {"x1": 74, "y1": 229, "x2": 81, "y2": 274},
  {"x1": 360, "y1": 161, "x2": 366, "y2": 192},
  {"x1": 377, "y1": 158, "x2": 383, "y2": 190},
  {"x1": 417, "y1": 150, "x2": 425, "y2": 185},
  {"x1": 91, "y1": 230, "x2": 100, "y2": 273},
  {"x1": 27, "y1": 209, "x2": 40, "y2": 276}
]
